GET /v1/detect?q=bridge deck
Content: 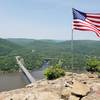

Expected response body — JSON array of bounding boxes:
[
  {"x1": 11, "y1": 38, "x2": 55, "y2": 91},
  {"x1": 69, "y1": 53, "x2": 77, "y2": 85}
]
[{"x1": 16, "y1": 56, "x2": 35, "y2": 83}]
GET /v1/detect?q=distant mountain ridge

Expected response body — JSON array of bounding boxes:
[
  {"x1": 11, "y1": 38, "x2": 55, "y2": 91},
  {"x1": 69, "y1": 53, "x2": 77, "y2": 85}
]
[
  {"x1": 7, "y1": 38, "x2": 34, "y2": 46},
  {"x1": 7, "y1": 38, "x2": 100, "y2": 56},
  {"x1": 1, "y1": 38, "x2": 100, "y2": 57},
  {"x1": 7, "y1": 38, "x2": 64, "y2": 46}
]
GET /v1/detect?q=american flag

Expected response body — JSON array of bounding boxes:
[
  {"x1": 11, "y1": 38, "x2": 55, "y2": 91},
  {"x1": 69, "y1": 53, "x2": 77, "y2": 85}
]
[{"x1": 72, "y1": 8, "x2": 100, "y2": 37}]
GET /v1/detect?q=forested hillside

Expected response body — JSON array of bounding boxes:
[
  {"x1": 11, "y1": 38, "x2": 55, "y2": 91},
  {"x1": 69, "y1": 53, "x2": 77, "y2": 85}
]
[
  {"x1": 0, "y1": 38, "x2": 21, "y2": 71},
  {"x1": 0, "y1": 38, "x2": 100, "y2": 72},
  {"x1": 0, "y1": 38, "x2": 21, "y2": 56}
]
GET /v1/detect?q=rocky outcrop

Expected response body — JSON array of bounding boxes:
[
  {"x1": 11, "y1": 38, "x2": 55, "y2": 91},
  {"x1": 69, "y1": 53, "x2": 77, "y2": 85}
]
[
  {"x1": 0, "y1": 72, "x2": 100, "y2": 100},
  {"x1": 71, "y1": 80, "x2": 90, "y2": 96}
]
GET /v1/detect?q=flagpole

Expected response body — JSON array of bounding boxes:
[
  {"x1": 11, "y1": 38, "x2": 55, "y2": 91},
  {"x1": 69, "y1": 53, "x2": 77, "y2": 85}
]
[
  {"x1": 71, "y1": 29, "x2": 74, "y2": 80},
  {"x1": 71, "y1": 29, "x2": 74, "y2": 70}
]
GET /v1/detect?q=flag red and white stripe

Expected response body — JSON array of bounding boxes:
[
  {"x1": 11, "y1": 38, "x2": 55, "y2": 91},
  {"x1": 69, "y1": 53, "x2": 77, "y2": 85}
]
[{"x1": 73, "y1": 9, "x2": 100, "y2": 37}]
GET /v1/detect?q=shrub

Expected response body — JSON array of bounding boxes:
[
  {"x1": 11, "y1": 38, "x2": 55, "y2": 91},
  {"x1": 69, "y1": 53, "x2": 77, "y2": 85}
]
[
  {"x1": 86, "y1": 57, "x2": 100, "y2": 73},
  {"x1": 44, "y1": 65, "x2": 65, "y2": 80}
]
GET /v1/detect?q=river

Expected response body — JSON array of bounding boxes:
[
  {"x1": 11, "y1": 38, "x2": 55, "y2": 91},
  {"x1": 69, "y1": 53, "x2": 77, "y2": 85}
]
[
  {"x1": 0, "y1": 61, "x2": 49, "y2": 92},
  {"x1": 0, "y1": 70, "x2": 44, "y2": 92}
]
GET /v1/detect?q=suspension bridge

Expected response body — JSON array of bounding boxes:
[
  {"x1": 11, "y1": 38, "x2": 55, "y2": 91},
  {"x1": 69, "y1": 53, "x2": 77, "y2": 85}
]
[{"x1": 16, "y1": 56, "x2": 35, "y2": 83}]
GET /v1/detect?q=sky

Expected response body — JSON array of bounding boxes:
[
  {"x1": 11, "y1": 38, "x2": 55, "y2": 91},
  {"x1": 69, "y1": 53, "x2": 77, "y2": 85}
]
[{"x1": 0, "y1": 0, "x2": 100, "y2": 40}]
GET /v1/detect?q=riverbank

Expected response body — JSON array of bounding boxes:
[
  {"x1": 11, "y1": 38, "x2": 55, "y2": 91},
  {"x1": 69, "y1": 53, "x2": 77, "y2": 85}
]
[{"x1": 0, "y1": 72, "x2": 100, "y2": 100}]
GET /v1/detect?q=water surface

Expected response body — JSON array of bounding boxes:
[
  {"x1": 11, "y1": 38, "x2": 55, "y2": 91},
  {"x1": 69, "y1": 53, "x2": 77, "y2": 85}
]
[{"x1": 0, "y1": 70, "x2": 44, "y2": 92}]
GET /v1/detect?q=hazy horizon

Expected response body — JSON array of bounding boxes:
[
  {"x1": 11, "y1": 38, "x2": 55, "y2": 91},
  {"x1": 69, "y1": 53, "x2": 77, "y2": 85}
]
[{"x1": 0, "y1": 37, "x2": 99, "y2": 41}]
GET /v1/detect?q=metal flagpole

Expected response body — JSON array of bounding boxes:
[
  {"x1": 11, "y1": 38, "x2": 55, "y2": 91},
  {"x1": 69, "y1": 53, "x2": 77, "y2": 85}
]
[
  {"x1": 71, "y1": 29, "x2": 74, "y2": 81},
  {"x1": 71, "y1": 29, "x2": 74, "y2": 70}
]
